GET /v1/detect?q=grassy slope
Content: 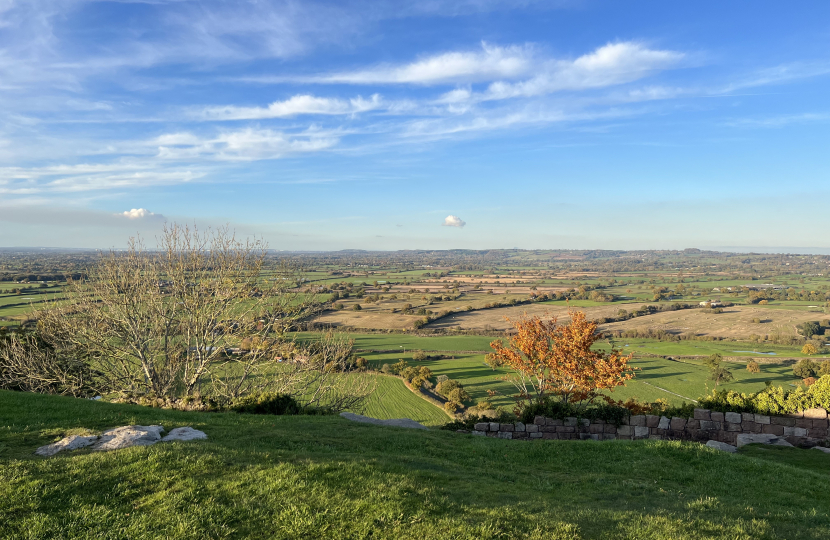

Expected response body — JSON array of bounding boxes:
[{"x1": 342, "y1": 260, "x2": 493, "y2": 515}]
[
  {"x1": 2, "y1": 391, "x2": 830, "y2": 539},
  {"x1": 361, "y1": 375, "x2": 451, "y2": 426}
]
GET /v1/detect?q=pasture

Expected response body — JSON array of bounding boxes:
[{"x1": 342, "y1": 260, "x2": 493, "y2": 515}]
[{"x1": 2, "y1": 390, "x2": 829, "y2": 539}]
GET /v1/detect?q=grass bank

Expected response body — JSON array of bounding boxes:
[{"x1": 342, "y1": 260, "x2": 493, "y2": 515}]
[{"x1": 2, "y1": 390, "x2": 830, "y2": 539}]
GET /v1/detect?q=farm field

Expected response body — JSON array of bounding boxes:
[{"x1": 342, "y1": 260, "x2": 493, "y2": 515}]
[
  {"x1": 2, "y1": 390, "x2": 829, "y2": 539},
  {"x1": 356, "y1": 346, "x2": 805, "y2": 410}
]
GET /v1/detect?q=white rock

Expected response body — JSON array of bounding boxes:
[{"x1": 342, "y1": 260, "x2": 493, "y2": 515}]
[
  {"x1": 705, "y1": 440, "x2": 737, "y2": 453},
  {"x1": 340, "y1": 412, "x2": 427, "y2": 430},
  {"x1": 736, "y1": 433, "x2": 784, "y2": 448},
  {"x1": 92, "y1": 425, "x2": 165, "y2": 451},
  {"x1": 161, "y1": 427, "x2": 207, "y2": 442},
  {"x1": 35, "y1": 435, "x2": 99, "y2": 457},
  {"x1": 811, "y1": 446, "x2": 830, "y2": 454}
]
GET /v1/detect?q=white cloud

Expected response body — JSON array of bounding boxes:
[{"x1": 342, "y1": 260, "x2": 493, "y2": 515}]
[
  {"x1": 303, "y1": 42, "x2": 535, "y2": 85},
  {"x1": 443, "y1": 215, "x2": 466, "y2": 228},
  {"x1": 121, "y1": 208, "x2": 158, "y2": 219},
  {"x1": 156, "y1": 127, "x2": 338, "y2": 161},
  {"x1": 198, "y1": 94, "x2": 383, "y2": 121},
  {"x1": 480, "y1": 42, "x2": 684, "y2": 101}
]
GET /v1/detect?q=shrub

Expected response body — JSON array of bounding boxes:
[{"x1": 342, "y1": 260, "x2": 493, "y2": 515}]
[
  {"x1": 803, "y1": 377, "x2": 817, "y2": 387},
  {"x1": 802, "y1": 343, "x2": 818, "y2": 355},
  {"x1": 380, "y1": 364, "x2": 391, "y2": 374},
  {"x1": 230, "y1": 392, "x2": 301, "y2": 416},
  {"x1": 352, "y1": 304, "x2": 362, "y2": 311},
  {"x1": 746, "y1": 361, "x2": 761, "y2": 373},
  {"x1": 809, "y1": 375, "x2": 830, "y2": 410},
  {"x1": 793, "y1": 358, "x2": 817, "y2": 378},
  {"x1": 476, "y1": 399, "x2": 493, "y2": 410},
  {"x1": 412, "y1": 349, "x2": 427, "y2": 361},
  {"x1": 443, "y1": 401, "x2": 459, "y2": 413}
]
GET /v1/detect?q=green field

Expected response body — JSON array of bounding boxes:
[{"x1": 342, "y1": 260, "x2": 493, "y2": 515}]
[
  {"x1": 361, "y1": 375, "x2": 451, "y2": 426},
  {"x1": 2, "y1": 390, "x2": 829, "y2": 539}
]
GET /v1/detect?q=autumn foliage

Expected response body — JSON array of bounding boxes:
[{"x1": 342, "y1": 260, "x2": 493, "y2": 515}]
[{"x1": 487, "y1": 310, "x2": 635, "y2": 409}]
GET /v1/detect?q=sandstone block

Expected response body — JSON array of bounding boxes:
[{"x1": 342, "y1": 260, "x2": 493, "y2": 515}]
[
  {"x1": 564, "y1": 417, "x2": 578, "y2": 427},
  {"x1": 694, "y1": 409, "x2": 711, "y2": 421},
  {"x1": 529, "y1": 432, "x2": 543, "y2": 439},
  {"x1": 755, "y1": 414, "x2": 770, "y2": 425},
  {"x1": 579, "y1": 418, "x2": 590, "y2": 427},
  {"x1": 686, "y1": 419, "x2": 700, "y2": 430},
  {"x1": 762, "y1": 424, "x2": 784, "y2": 435},
  {"x1": 741, "y1": 412, "x2": 755, "y2": 423},
  {"x1": 497, "y1": 431, "x2": 512, "y2": 440},
  {"x1": 670, "y1": 417, "x2": 686, "y2": 431},
  {"x1": 604, "y1": 424, "x2": 617, "y2": 434},
  {"x1": 741, "y1": 421, "x2": 759, "y2": 433},
  {"x1": 630, "y1": 415, "x2": 646, "y2": 426},
  {"x1": 658, "y1": 416, "x2": 671, "y2": 430},
  {"x1": 794, "y1": 427, "x2": 808, "y2": 437},
  {"x1": 646, "y1": 415, "x2": 660, "y2": 428},
  {"x1": 542, "y1": 432, "x2": 556, "y2": 440},
  {"x1": 771, "y1": 416, "x2": 796, "y2": 427},
  {"x1": 489, "y1": 422, "x2": 500, "y2": 432},
  {"x1": 540, "y1": 425, "x2": 556, "y2": 433},
  {"x1": 617, "y1": 425, "x2": 632, "y2": 437},
  {"x1": 474, "y1": 423, "x2": 490, "y2": 432},
  {"x1": 471, "y1": 430, "x2": 486, "y2": 436},
  {"x1": 514, "y1": 422, "x2": 526, "y2": 432},
  {"x1": 812, "y1": 418, "x2": 829, "y2": 429},
  {"x1": 526, "y1": 424, "x2": 539, "y2": 433},
  {"x1": 514, "y1": 431, "x2": 528, "y2": 439},
  {"x1": 634, "y1": 426, "x2": 649, "y2": 438},
  {"x1": 700, "y1": 420, "x2": 718, "y2": 431},
  {"x1": 725, "y1": 422, "x2": 742, "y2": 432},
  {"x1": 711, "y1": 411, "x2": 724, "y2": 423},
  {"x1": 725, "y1": 412, "x2": 742, "y2": 424},
  {"x1": 534, "y1": 416, "x2": 546, "y2": 425},
  {"x1": 547, "y1": 418, "x2": 564, "y2": 426},
  {"x1": 783, "y1": 426, "x2": 796, "y2": 437},
  {"x1": 804, "y1": 408, "x2": 828, "y2": 420},
  {"x1": 796, "y1": 418, "x2": 812, "y2": 429},
  {"x1": 500, "y1": 424, "x2": 514, "y2": 432},
  {"x1": 589, "y1": 424, "x2": 604, "y2": 434}
]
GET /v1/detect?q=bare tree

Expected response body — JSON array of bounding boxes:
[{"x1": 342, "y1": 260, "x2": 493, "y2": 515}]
[{"x1": 24, "y1": 224, "x2": 318, "y2": 400}]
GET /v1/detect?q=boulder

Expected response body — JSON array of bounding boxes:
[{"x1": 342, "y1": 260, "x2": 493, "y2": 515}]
[
  {"x1": 93, "y1": 425, "x2": 165, "y2": 451},
  {"x1": 736, "y1": 433, "x2": 793, "y2": 448},
  {"x1": 340, "y1": 412, "x2": 427, "y2": 430},
  {"x1": 161, "y1": 427, "x2": 207, "y2": 442},
  {"x1": 705, "y1": 440, "x2": 737, "y2": 453},
  {"x1": 811, "y1": 446, "x2": 830, "y2": 454},
  {"x1": 35, "y1": 434, "x2": 98, "y2": 457}
]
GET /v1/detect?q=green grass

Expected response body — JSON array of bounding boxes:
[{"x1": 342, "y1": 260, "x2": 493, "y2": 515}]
[
  {"x1": 2, "y1": 390, "x2": 830, "y2": 539},
  {"x1": 361, "y1": 375, "x2": 451, "y2": 426},
  {"x1": 292, "y1": 332, "x2": 496, "y2": 352}
]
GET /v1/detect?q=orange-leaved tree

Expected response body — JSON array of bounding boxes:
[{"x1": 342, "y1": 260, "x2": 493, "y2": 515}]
[{"x1": 487, "y1": 310, "x2": 635, "y2": 410}]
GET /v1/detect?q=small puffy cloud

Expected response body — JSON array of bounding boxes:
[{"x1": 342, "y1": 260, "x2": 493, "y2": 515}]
[
  {"x1": 121, "y1": 208, "x2": 158, "y2": 219},
  {"x1": 442, "y1": 215, "x2": 466, "y2": 228}
]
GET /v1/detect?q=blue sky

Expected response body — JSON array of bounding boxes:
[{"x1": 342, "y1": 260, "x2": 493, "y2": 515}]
[{"x1": 1, "y1": 0, "x2": 829, "y2": 250}]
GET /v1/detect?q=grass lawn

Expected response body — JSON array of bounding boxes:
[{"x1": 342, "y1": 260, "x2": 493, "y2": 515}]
[{"x1": 2, "y1": 390, "x2": 830, "y2": 539}]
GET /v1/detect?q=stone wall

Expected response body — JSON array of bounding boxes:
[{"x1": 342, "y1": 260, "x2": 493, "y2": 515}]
[{"x1": 471, "y1": 407, "x2": 830, "y2": 447}]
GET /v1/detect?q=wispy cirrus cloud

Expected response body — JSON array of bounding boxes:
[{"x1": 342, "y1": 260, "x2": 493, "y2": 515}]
[{"x1": 197, "y1": 94, "x2": 383, "y2": 121}]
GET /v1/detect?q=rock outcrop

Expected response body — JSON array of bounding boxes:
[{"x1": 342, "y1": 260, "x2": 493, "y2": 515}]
[{"x1": 35, "y1": 425, "x2": 207, "y2": 456}]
